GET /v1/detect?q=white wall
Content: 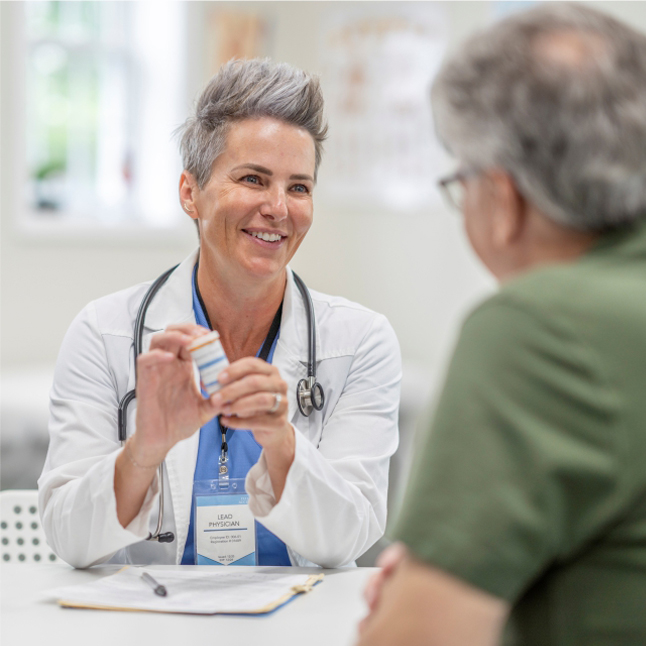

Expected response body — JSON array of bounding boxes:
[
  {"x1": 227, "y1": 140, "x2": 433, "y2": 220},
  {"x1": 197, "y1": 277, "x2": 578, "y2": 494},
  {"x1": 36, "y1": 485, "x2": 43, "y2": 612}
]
[
  {"x1": 3, "y1": 0, "x2": 646, "y2": 381},
  {"x1": 0, "y1": 2, "x2": 491, "y2": 383}
]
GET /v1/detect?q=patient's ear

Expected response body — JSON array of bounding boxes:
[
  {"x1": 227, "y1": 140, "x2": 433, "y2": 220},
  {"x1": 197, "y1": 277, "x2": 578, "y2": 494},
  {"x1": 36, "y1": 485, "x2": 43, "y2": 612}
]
[{"x1": 488, "y1": 170, "x2": 527, "y2": 249}]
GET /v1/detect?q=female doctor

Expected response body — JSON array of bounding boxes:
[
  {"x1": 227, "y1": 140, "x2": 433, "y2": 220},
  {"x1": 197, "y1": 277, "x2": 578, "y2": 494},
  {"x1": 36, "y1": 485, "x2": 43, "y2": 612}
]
[{"x1": 38, "y1": 59, "x2": 401, "y2": 569}]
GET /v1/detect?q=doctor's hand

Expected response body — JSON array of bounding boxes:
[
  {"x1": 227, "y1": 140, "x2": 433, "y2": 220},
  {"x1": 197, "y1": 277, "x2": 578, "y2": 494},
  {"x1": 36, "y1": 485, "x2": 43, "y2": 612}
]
[
  {"x1": 130, "y1": 323, "x2": 221, "y2": 467},
  {"x1": 214, "y1": 357, "x2": 295, "y2": 501}
]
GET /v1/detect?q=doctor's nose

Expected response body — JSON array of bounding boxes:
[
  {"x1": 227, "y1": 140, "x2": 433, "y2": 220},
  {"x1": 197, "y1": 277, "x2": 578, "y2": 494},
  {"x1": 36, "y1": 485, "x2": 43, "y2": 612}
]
[{"x1": 260, "y1": 186, "x2": 288, "y2": 221}]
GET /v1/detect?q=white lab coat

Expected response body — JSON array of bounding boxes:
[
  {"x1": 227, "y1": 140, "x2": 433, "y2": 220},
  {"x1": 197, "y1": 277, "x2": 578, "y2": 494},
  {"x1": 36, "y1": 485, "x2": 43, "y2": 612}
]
[{"x1": 38, "y1": 250, "x2": 401, "y2": 569}]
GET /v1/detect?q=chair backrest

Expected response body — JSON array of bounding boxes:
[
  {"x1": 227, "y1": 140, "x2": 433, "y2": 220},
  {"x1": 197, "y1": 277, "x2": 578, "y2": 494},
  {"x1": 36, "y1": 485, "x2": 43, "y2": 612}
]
[{"x1": 0, "y1": 490, "x2": 58, "y2": 564}]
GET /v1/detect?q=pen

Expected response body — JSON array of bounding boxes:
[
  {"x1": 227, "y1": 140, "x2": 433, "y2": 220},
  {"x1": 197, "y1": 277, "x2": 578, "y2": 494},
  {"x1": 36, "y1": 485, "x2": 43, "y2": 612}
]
[{"x1": 141, "y1": 572, "x2": 167, "y2": 597}]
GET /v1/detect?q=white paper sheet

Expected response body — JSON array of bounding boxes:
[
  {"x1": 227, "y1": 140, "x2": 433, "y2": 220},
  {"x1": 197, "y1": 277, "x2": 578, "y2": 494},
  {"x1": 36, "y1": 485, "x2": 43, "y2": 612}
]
[{"x1": 46, "y1": 567, "x2": 323, "y2": 615}]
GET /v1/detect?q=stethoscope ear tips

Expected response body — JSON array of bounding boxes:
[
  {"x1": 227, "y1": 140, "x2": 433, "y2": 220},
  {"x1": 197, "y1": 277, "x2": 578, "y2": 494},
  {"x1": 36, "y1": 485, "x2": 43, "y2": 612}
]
[{"x1": 297, "y1": 378, "x2": 325, "y2": 417}]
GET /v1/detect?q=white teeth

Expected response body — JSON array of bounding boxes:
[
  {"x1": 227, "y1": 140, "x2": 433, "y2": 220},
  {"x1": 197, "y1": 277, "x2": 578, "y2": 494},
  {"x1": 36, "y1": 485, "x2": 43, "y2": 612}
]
[{"x1": 249, "y1": 231, "x2": 282, "y2": 242}]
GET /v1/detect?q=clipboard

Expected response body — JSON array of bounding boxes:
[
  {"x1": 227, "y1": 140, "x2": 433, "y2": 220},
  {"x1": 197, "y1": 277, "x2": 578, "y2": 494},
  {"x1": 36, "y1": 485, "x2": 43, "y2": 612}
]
[{"x1": 49, "y1": 567, "x2": 325, "y2": 615}]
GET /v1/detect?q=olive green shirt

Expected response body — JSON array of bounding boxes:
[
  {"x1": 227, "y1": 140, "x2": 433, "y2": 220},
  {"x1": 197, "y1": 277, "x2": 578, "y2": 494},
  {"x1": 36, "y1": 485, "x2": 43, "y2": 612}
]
[{"x1": 394, "y1": 219, "x2": 646, "y2": 645}]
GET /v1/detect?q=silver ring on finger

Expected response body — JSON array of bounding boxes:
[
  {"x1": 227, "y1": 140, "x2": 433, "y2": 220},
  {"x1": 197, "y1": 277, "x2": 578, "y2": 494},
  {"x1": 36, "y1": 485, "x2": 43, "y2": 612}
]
[{"x1": 269, "y1": 393, "x2": 282, "y2": 414}]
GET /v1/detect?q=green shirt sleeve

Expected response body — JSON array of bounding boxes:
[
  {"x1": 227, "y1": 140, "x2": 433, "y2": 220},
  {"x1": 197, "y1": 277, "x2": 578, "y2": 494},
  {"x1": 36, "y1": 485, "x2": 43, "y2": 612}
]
[{"x1": 393, "y1": 294, "x2": 624, "y2": 602}]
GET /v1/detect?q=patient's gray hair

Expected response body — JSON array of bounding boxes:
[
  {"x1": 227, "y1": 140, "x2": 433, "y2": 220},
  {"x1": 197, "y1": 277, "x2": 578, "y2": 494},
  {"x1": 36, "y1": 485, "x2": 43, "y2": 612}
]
[
  {"x1": 432, "y1": 3, "x2": 646, "y2": 230},
  {"x1": 178, "y1": 58, "x2": 327, "y2": 188}
]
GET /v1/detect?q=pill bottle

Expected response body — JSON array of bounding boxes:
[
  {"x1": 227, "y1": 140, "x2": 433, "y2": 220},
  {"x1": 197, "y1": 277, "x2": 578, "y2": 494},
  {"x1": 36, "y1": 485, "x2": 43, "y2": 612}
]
[{"x1": 187, "y1": 331, "x2": 230, "y2": 395}]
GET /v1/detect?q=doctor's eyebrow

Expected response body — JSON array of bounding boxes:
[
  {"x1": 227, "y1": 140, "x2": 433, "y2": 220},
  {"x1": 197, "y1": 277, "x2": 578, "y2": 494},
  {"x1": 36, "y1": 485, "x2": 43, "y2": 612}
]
[{"x1": 231, "y1": 164, "x2": 314, "y2": 182}]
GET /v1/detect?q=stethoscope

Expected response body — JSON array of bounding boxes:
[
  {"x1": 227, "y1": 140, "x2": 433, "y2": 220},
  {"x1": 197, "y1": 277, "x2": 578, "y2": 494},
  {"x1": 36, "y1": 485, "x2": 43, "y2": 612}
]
[{"x1": 117, "y1": 265, "x2": 325, "y2": 543}]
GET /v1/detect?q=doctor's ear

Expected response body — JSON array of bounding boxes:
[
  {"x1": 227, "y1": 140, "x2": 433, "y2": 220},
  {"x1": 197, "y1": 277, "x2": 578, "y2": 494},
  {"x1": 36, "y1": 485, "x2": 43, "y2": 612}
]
[{"x1": 179, "y1": 171, "x2": 199, "y2": 220}]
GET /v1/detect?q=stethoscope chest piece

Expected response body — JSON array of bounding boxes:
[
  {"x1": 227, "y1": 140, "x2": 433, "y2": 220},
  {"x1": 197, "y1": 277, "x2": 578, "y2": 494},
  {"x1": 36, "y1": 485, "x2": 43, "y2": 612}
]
[{"x1": 297, "y1": 376, "x2": 325, "y2": 417}]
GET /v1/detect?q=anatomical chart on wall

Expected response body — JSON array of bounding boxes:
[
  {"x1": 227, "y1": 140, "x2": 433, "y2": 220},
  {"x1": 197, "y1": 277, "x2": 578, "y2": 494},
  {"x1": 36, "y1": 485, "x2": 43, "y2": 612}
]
[
  {"x1": 208, "y1": 9, "x2": 273, "y2": 76},
  {"x1": 319, "y1": 4, "x2": 449, "y2": 212}
]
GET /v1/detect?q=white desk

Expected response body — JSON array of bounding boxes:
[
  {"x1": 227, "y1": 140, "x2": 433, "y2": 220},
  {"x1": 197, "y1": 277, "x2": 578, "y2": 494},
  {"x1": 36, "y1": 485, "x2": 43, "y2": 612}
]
[{"x1": 1, "y1": 564, "x2": 375, "y2": 646}]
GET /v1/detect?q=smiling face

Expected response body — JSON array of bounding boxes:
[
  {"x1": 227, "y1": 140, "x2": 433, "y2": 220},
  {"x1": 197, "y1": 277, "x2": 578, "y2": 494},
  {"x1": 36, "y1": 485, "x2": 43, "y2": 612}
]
[{"x1": 182, "y1": 117, "x2": 316, "y2": 287}]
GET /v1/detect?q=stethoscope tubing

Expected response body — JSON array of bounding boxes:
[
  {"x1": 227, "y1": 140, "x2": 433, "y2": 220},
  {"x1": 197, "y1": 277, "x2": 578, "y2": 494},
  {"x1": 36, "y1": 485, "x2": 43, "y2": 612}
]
[
  {"x1": 292, "y1": 272, "x2": 316, "y2": 376},
  {"x1": 118, "y1": 264, "x2": 178, "y2": 444}
]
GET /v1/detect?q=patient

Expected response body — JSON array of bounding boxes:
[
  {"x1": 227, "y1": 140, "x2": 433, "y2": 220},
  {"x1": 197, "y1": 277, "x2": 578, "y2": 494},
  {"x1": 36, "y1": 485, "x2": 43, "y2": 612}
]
[{"x1": 359, "y1": 3, "x2": 646, "y2": 645}]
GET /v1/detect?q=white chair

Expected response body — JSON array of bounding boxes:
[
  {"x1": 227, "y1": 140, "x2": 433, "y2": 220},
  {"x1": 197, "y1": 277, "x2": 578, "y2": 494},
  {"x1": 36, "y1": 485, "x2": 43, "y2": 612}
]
[{"x1": 0, "y1": 490, "x2": 58, "y2": 564}]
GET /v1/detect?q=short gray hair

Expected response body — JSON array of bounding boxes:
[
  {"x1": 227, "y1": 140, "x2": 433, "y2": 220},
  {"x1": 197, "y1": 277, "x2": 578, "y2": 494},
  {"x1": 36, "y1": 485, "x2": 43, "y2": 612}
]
[
  {"x1": 432, "y1": 3, "x2": 646, "y2": 231},
  {"x1": 178, "y1": 58, "x2": 327, "y2": 188}
]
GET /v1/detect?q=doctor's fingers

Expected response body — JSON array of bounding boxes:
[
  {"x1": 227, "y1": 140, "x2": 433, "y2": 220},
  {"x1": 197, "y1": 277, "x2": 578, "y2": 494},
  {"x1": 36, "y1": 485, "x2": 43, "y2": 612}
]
[
  {"x1": 220, "y1": 408, "x2": 288, "y2": 433},
  {"x1": 136, "y1": 350, "x2": 201, "y2": 399},
  {"x1": 214, "y1": 372, "x2": 287, "y2": 406},
  {"x1": 196, "y1": 394, "x2": 225, "y2": 426},
  {"x1": 219, "y1": 391, "x2": 288, "y2": 419},
  {"x1": 136, "y1": 349, "x2": 177, "y2": 372},
  {"x1": 216, "y1": 357, "x2": 278, "y2": 386},
  {"x1": 148, "y1": 330, "x2": 196, "y2": 360}
]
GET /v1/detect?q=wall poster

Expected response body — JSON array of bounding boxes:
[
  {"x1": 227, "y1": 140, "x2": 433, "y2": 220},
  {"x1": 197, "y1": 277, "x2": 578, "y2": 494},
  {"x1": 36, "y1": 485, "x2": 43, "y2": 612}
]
[{"x1": 319, "y1": 4, "x2": 449, "y2": 212}]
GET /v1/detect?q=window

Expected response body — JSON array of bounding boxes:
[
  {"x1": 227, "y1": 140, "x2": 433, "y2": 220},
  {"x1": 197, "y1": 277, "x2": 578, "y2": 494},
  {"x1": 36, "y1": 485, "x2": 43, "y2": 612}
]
[{"x1": 24, "y1": 1, "x2": 187, "y2": 230}]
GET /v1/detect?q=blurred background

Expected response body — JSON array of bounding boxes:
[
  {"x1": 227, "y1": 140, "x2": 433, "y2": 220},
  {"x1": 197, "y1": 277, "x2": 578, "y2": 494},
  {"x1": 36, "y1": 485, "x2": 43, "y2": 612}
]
[{"x1": 1, "y1": 1, "x2": 644, "y2": 564}]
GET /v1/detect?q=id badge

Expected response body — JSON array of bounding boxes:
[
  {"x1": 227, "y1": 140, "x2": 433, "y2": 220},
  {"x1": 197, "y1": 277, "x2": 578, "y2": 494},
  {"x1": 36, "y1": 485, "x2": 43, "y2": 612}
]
[{"x1": 193, "y1": 479, "x2": 257, "y2": 566}]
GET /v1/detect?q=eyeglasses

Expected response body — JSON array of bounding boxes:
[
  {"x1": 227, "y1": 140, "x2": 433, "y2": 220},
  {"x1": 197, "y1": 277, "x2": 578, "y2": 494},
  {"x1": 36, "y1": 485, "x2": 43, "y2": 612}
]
[{"x1": 437, "y1": 168, "x2": 479, "y2": 212}]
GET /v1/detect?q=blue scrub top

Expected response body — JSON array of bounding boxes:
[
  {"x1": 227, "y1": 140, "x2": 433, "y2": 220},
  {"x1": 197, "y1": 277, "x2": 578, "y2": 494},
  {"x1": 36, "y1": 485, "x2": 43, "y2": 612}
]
[{"x1": 181, "y1": 268, "x2": 291, "y2": 566}]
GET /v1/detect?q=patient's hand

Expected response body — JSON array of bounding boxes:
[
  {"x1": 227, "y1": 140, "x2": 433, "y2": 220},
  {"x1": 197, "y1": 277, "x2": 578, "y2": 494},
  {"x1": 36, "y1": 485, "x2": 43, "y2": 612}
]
[{"x1": 359, "y1": 542, "x2": 408, "y2": 634}]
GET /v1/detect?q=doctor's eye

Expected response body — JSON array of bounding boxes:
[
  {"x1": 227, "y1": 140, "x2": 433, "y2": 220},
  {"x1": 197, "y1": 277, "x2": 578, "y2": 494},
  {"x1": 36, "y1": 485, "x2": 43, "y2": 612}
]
[
  {"x1": 291, "y1": 184, "x2": 310, "y2": 194},
  {"x1": 241, "y1": 175, "x2": 261, "y2": 185}
]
